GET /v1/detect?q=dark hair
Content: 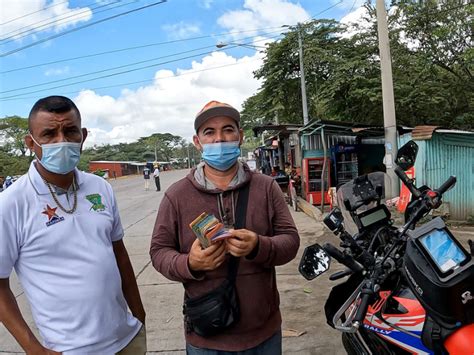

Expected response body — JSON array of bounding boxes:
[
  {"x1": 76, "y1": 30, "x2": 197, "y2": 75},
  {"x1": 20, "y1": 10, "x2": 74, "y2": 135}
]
[{"x1": 28, "y1": 96, "x2": 80, "y2": 130}]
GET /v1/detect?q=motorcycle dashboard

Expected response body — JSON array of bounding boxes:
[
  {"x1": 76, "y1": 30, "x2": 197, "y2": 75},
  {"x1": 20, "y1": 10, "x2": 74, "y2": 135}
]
[{"x1": 355, "y1": 204, "x2": 391, "y2": 229}]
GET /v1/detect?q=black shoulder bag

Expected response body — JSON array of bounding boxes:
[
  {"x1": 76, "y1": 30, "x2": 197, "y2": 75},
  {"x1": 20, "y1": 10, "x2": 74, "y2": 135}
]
[{"x1": 183, "y1": 183, "x2": 250, "y2": 337}]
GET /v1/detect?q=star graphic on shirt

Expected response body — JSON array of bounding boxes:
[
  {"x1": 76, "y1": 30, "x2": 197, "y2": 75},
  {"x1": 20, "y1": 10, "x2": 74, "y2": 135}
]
[{"x1": 42, "y1": 204, "x2": 58, "y2": 221}]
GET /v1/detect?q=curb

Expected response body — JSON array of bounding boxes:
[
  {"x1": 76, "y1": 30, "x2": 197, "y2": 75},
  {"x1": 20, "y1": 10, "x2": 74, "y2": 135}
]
[{"x1": 296, "y1": 198, "x2": 323, "y2": 222}]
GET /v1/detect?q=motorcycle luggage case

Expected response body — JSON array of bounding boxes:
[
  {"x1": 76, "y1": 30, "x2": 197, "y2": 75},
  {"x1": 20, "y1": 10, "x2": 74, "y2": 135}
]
[{"x1": 404, "y1": 218, "x2": 474, "y2": 326}]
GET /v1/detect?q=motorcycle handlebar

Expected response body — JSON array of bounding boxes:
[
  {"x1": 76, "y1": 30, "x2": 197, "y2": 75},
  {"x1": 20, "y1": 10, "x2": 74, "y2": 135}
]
[
  {"x1": 323, "y1": 243, "x2": 364, "y2": 273},
  {"x1": 394, "y1": 166, "x2": 421, "y2": 198},
  {"x1": 353, "y1": 288, "x2": 372, "y2": 324},
  {"x1": 436, "y1": 176, "x2": 456, "y2": 195}
]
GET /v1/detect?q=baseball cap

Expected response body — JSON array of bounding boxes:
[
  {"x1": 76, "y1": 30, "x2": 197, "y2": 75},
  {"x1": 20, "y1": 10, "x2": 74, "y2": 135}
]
[{"x1": 194, "y1": 100, "x2": 240, "y2": 132}]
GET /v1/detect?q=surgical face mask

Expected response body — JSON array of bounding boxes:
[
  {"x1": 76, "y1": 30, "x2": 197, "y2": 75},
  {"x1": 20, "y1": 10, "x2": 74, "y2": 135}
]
[
  {"x1": 200, "y1": 140, "x2": 241, "y2": 171},
  {"x1": 30, "y1": 134, "x2": 82, "y2": 175}
]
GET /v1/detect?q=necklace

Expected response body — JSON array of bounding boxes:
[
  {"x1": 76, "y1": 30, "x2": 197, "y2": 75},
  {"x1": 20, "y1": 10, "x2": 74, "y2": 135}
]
[{"x1": 44, "y1": 175, "x2": 78, "y2": 214}]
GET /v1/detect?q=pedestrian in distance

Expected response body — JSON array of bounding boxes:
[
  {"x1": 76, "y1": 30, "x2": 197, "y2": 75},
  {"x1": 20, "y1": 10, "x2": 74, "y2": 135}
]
[
  {"x1": 4, "y1": 176, "x2": 13, "y2": 189},
  {"x1": 153, "y1": 164, "x2": 161, "y2": 191},
  {"x1": 0, "y1": 96, "x2": 146, "y2": 354},
  {"x1": 143, "y1": 167, "x2": 151, "y2": 190},
  {"x1": 150, "y1": 100, "x2": 300, "y2": 355}
]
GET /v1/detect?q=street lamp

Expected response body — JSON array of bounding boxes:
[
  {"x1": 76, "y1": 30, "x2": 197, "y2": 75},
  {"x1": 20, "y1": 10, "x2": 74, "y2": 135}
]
[{"x1": 215, "y1": 42, "x2": 266, "y2": 51}]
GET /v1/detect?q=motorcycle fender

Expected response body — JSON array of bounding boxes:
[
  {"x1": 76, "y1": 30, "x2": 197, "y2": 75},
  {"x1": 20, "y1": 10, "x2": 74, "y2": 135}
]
[{"x1": 444, "y1": 324, "x2": 474, "y2": 355}]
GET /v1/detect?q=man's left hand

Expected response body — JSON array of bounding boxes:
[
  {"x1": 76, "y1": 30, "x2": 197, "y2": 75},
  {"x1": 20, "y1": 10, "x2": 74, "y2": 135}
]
[{"x1": 226, "y1": 229, "x2": 258, "y2": 257}]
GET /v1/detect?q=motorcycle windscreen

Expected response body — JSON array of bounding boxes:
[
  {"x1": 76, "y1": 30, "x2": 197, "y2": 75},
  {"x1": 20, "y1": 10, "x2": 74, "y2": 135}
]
[{"x1": 336, "y1": 172, "x2": 391, "y2": 236}]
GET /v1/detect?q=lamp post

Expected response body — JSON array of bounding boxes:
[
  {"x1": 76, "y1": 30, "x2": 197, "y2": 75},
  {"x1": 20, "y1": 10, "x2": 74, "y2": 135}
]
[{"x1": 216, "y1": 42, "x2": 266, "y2": 50}]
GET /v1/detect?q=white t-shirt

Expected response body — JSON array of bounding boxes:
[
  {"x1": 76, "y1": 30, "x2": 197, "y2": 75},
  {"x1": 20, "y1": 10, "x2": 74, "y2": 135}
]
[
  {"x1": 0, "y1": 162, "x2": 141, "y2": 354},
  {"x1": 153, "y1": 168, "x2": 160, "y2": 177}
]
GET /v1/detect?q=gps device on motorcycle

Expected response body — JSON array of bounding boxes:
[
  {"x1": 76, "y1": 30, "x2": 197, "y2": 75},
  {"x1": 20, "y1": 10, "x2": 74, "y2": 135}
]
[
  {"x1": 353, "y1": 204, "x2": 391, "y2": 231},
  {"x1": 404, "y1": 217, "x2": 474, "y2": 325},
  {"x1": 419, "y1": 229, "x2": 467, "y2": 274}
]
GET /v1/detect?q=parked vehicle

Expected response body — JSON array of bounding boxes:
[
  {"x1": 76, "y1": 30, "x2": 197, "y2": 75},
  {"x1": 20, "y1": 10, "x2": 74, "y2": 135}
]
[{"x1": 299, "y1": 140, "x2": 474, "y2": 354}]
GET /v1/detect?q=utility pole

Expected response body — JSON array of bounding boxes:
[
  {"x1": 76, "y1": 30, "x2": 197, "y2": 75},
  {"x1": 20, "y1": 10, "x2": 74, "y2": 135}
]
[
  {"x1": 297, "y1": 24, "x2": 309, "y2": 126},
  {"x1": 186, "y1": 144, "x2": 191, "y2": 169},
  {"x1": 376, "y1": 0, "x2": 399, "y2": 198}
]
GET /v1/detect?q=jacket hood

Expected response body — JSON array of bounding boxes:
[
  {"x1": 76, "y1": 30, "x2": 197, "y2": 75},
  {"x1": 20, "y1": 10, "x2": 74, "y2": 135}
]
[{"x1": 186, "y1": 162, "x2": 252, "y2": 194}]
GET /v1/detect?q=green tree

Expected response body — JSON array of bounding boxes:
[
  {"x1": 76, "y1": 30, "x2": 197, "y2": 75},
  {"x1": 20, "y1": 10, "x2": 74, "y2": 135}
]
[
  {"x1": 0, "y1": 116, "x2": 30, "y2": 156},
  {"x1": 242, "y1": 2, "x2": 473, "y2": 129}
]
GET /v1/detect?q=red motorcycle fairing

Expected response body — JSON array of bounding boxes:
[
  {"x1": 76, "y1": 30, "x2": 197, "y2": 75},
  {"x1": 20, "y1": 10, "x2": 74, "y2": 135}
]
[
  {"x1": 444, "y1": 324, "x2": 474, "y2": 355},
  {"x1": 363, "y1": 289, "x2": 433, "y2": 354}
]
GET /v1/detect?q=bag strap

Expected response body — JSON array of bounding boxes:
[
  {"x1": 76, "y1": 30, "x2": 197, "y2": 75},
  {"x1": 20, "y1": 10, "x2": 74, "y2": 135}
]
[{"x1": 227, "y1": 182, "x2": 250, "y2": 283}]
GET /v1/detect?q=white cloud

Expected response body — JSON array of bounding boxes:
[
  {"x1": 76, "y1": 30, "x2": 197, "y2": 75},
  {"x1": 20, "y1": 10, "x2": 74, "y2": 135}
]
[
  {"x1": 0, "y1": 0, "x2": 92, "y2": 41},
  {"x1": 162, "y1": 21, "x2": 201, "y2": 40},
  {"x1": 339, "y1": 5, "x2": 372, "y2": 38},
  {"x1": 217, "y1": 0, "x2": 309, "y2": 39},
  {"x1": 199, "y1": 0, "x2": 213, "y2": 9},
  {"x1": 44, "y1": 66, "x2": 70, "y2": 76},
  {"x1": 75, "y1": 51, "x2": 264, "y2": 147}
]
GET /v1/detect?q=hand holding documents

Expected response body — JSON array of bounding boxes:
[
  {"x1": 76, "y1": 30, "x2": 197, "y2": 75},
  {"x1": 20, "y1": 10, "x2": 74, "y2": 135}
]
[{"x1": 189, "y1": 212, "x2": 232, "y2": 248}]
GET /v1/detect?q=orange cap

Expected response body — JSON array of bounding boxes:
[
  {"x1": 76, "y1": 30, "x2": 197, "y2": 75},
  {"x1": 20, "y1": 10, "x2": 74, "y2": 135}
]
[{"x1": 194, "y1": 100, "x2": 240, "y2": 132}]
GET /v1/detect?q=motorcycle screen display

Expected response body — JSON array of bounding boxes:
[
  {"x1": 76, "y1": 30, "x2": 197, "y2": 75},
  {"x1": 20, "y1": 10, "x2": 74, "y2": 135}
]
[
  {"x1": 359, "y1": 208, "x2": 389, "y2": 228},
  {"x1": 419, "y1": 229, "x2": 467, "y2": 273}
]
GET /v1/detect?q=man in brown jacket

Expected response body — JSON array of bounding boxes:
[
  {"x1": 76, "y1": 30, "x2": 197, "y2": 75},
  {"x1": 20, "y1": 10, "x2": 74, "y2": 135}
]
[{"x1": 150, "y1": 101, "x2": 300, "y2": 354}]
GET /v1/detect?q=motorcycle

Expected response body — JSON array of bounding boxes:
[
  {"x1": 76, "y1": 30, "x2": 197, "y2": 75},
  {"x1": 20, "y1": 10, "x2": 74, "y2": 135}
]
[{"x1": 299, "y1": 140, "x2": 474, "y2": 354}]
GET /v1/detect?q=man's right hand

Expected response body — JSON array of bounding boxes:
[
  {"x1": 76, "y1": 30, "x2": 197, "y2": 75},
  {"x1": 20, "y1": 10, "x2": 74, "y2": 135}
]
[{"x1": 188, "y1": 238, "x2": 226, "y2": 271}]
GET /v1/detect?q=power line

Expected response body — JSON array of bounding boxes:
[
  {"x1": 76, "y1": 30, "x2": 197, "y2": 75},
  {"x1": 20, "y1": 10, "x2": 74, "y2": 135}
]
[
  {"x1": 0, "y1": 44, "x2": 217, "y2": 94},
  {"x1": 0, "y1": 0, "x2": 168, "y2": 57},
  {"x1": 0, "y1": 0, "x2": 125, "y2": 44},
  {"x1": 0, "y1": 58, "x2": 262, "y2": 102},
  {"x1": 1, "y1": 31, "x2": 282, "y2": 94},
  {"x1": 0, "y1": 0, "x2": 70, "y2": 26},
  {"x1": 0, "y1": 35, "x2": 280, "y2": 100},
  {"x1": 1, "y1": 26, "x2": 286, "y2": 74},
  {"x1": 1, "y1": 0, "x2": 345, "y2": 72}
]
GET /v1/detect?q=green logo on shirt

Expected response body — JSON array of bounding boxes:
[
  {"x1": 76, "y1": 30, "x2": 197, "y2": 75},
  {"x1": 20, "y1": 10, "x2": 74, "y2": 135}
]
[{"x1": 86, "y1": 194, "x2": 106, "y2": 212}]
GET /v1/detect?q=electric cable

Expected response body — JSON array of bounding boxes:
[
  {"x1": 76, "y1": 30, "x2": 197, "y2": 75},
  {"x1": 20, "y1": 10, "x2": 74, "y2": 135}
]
[
  {"x1": 0, "y1": 0, "x2": 168, "y2": 57},
  {"x1": 0, "y1": 0, "x2": 126, "y2": 44},
  {"x1": 0, "y1": 0, "x2": 69, "y2": 26},
  {"x1": 1, "y1": 31, "x2": 283, "y2": 94},
  {"x1": 0, "y1": 57, "x2": 262, "y2": 102},
  {"x1": 0, "y1": 35, "x2": 280, "y2": 100}
]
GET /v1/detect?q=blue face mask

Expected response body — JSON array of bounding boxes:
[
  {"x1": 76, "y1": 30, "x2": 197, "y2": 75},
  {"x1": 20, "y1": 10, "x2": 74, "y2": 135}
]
[
  {"x1": 201, "y1": 141, "x2": 241, "y2": 171},
  {"x1": 31, "y1": 135, "x2": 82, "y2": 175}
]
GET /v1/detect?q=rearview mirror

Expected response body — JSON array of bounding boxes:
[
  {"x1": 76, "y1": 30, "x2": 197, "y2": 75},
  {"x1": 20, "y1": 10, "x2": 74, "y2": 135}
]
[
  {"x1": 299, "y1": 243, "x2": 331, "y2": 280},
  {"x1": 396, "y1": 141, "x2": 418, "y2": 171}
]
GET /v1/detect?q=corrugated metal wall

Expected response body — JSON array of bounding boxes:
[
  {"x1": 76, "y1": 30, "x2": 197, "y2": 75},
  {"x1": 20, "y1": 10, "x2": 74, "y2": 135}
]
[{"x1": 398, "y1": 133, "x2": 474, "y2": 220}]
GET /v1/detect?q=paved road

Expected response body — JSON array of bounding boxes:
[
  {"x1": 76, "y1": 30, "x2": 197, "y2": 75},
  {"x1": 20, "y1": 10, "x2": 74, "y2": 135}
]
[
  {"x1": 2, "y1": 169, "x2": 472, "y2": 354},
  {"x1": 0, "y1": 169, "x2": 344, "y2": 354}
]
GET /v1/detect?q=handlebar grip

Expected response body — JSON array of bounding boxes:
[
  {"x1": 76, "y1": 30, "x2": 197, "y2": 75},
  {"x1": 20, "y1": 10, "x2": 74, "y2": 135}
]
[
  {"x1": 323, "y1": 243, "x2": 364, "y2": 273},
  {"x1": 436, "y1": 176, "x2": 456, "y2": 195},
  {"x1": 394, "y1": 166, "x2": 420, "y2": 198},
  {"x1": 329, "y1": 269, "x2": 353, "y2": 281},
  {"x1": 353, "y1": 289, "x2": 372, "y2": 324}
]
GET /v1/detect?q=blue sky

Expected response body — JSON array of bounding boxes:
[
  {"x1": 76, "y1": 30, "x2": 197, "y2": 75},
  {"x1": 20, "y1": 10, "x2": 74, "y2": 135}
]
[{"x1": 0, "y1": 0, "x2": 366, "y2": 146}]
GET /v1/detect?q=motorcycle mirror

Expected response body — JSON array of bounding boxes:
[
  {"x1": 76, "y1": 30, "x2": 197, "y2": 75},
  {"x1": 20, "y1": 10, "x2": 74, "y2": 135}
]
[
  {"x1": 299, "y1": 243, "x2": 331, "y2": 280},
  {"x1": 396, "y1": 140, "x2": 418, "y2": 171},
  {"x1": 323, "y1": 207, "x2": 344, "y2": 232}
]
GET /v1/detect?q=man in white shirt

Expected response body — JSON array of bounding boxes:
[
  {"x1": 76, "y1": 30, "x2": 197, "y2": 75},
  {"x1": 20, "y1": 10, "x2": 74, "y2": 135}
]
[
  {"x1": 0, "y1": 96, "x2": 146, "y2": 355},
  {"x1": 153, "y1": 164, "x2": 161, "y2": 191}
]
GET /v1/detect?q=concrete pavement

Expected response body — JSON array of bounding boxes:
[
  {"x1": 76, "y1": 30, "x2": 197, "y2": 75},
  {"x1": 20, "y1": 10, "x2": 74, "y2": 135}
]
[
  {"x1": 3, "y1": 169, "x2": 472, "y2": 354},
  {"x1": 0, "y1": 169, "x2": 345, "y2": 354}
]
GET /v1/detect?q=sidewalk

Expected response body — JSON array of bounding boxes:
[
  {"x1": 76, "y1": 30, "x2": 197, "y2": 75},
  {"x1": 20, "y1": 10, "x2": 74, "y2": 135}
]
[{"x1": 0, "y1": 172, "x2": 344, "y2": 354}]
